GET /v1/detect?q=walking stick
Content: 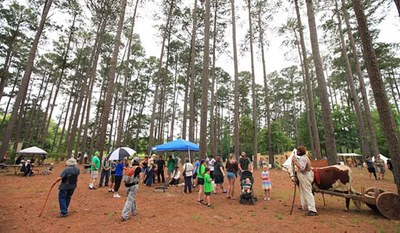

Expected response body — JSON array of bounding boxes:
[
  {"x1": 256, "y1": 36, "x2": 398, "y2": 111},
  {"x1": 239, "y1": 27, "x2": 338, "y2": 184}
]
[
  {"x1": 38, "y1": 182, "x2": 56, "y2": 217},
  {"x1": 289, "y1": 160, "x2": 297, "y2": 215}
]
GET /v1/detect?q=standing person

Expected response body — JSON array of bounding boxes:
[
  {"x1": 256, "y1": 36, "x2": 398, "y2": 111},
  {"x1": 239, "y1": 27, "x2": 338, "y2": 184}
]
[
  {"x1": 238, "y1": 152, "x2": 253, "y2": 177},
  {"x1": 203, "y1": 168, "x2": 213, "y2": 207},
  {"x1": 113, "y1": 160, "x2": 124, "y2": 198},
  {"x1": 225, "y1": 155, "x2": 239, "y2": 199},
  {"x1": 261, "y1": 165, "x2": 272, "y2": 201},
  {"x1": 108, "y1": 160, "x2": 117, "y2": 192},
  {"x1": 89, "y1": 151, "x2": 100, "y2": 190},
  {"x1": 167, "y1": 155, "x2": 176, "y2": 179},
  {"x1": 213, "y1": 156, "x2": 226, "y2": 194},
  {"x1": 156, "y1": 155, "x2": 166, "y2": 183},
  {"x1": 140, "y1": 157, "x2": 149, "y2": 183},
  {"x1": 151, "y1": 154, "x2": 158, "y2": 183},
  {"x1": 192, "y1": 157, "x2": 200, "y2": 188},
  {"x1": 98, "y1": 156, "x2": 111, "y2": 188},
  {"x1": 183, "y1": 158, "x2": 194, "y2": 193},
  {"x1": 292, "y1": 146, "x2": 317, "y2": 216},
  {"x1": 196, "y1": 159, "x2": 207, "y2": 204},
  {"x1": 208, "y1": 155, "x2": 216, "y2": 179},
  {"x1": 365, "y1": 156, "x2": 377, "y2": 180},
  {"x1": 121, "y1": 157, "x2": 141, "y2": 222},
  {"x1": 374, "y1": 155, "x2": 386, "y2": 180},
  {"x1": 145, "y1": 163, "x2": 156, "y2": 187},
  {"x1": 52, "y1": 157, "x2": 80, "y2": 218}
]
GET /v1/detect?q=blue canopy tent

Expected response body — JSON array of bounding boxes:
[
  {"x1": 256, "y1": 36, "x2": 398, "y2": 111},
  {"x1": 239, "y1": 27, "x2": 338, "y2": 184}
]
[{"x1": 152, "y1": 139, "x2": 199, "y2": 162}]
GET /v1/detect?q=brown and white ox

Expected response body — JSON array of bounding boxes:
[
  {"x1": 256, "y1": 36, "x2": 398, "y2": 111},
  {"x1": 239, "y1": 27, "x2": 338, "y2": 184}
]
[{"x1": 285, "y1": 163, "x2": 361, "y2": 211}]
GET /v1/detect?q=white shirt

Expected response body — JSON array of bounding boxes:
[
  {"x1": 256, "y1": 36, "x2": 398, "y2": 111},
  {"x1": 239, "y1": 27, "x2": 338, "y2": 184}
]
[
  {"x1": 172, "y1": 170, "x2": 181, "y2": 179},
  {"x1": 183, "y1": 163, "x2": 194, "y2": 176},
  {"x1": 208, "y1": 158, "x2": 215, "y2": 171}
]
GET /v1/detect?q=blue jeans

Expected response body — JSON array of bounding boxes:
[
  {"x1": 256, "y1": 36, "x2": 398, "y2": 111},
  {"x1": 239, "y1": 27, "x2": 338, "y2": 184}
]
[
  {"x1": 99, "y1": 169, "x2": 110, "y2": 187},
  {"x1": 59, "y1": 189, "x2": 75, "y2": 215}
]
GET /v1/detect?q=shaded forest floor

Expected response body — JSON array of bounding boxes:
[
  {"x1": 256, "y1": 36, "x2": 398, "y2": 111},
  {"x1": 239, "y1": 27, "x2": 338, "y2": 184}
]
[{"x1": 0, "y1": 163, "x2": 399, "y2": 232}]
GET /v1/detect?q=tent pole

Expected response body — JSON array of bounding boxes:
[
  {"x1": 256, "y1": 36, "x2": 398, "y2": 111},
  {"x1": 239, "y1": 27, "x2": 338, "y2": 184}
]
[{"x1": 188, "y1": 149, "x2": 190, "y2": 163}]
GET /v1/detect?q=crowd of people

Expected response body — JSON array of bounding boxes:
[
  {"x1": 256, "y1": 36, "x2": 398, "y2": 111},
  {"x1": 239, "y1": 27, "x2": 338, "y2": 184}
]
[{"x1": 52, "y1": 151, "x2": 273, "y2": 221}]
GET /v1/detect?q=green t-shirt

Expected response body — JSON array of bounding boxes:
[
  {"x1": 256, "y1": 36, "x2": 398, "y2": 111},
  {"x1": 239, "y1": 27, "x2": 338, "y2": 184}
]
[
  {"x1": 91, "y1": 156, "x2": 100, "y2": 171},
  {"x1": 167, "y1": 158, "x2": 176, "y2": 172},
  {"x1": 204, "y1": 173, "x2": 213, "y2": 193},
  {"x1": 197, "y1": 164, "x2": 206, "y2": 179}
]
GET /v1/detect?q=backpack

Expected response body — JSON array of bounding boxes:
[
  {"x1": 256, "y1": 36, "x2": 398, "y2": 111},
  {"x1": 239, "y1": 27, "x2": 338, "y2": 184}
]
[{"x1": 123, "y1": 166, "x2": 139, "y2": 185}]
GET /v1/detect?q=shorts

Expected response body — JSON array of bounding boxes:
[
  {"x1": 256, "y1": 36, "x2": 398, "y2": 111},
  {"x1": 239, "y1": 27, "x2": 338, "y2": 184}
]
[
  {"x1": 262, "y1": 180, "x2": 272, "y2": 189},
  {"x1": 214, "y1": 174, "x2": 224, "y2": 184},
  {"x1": 141, "y1": 167, "x2": 148, "y2": 173},
  {"x1": 110, "y1": 173, "x2": 115, "y2": 183},
  {"x1": 367, "y1": 167, "x2": 376, "y2": 173},
  {"x1": 91, "y1": 170, "x2": 98, "y2": 179},
  {"x1": 193, "y1": 173, "x2": 197, "y2": 179},
  {"x1": 227, "y1": 172, "x2": 236, "y2": 180},
  {"x1": 205, "y1": 192, "x2": 211, "y2": 196},
  {"x1": 197, "y1": 177, "x2": 204, "y2": 185},
  {"x1": 210, "y1": 171, "x2": 214, "y2": 179},
  {"x1": 379, "y1": 167, "x2": 386, "y2": 174}
]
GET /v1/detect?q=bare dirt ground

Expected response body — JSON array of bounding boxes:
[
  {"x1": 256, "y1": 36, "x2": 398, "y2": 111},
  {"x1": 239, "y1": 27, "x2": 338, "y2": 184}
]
[{"x1": 0, "y1": 163, "x2": 399, "y2": 233}]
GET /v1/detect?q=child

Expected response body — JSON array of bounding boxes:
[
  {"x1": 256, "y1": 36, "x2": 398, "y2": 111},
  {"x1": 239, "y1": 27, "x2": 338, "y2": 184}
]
[
  {"x1": 169, "y1": 166, "x2": 180, "y2": 186},
  {"x1": 203, "y1": 168, "x2": 213, "y2": 207},
  {"x1": 242, "y1": 178, "x2": 252, "y2": 193},
  {"x1": 108, "y1": 160, "x2": 117, "y2": 192},
  {"x1": 261, "y1": 165, "x2": 271, "y2": 201}
]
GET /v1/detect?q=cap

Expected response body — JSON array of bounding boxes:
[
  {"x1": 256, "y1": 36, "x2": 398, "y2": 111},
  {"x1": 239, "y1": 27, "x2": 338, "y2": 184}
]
[{"x1": 133, "y1": 157, "x2": 140, "y2": 162}]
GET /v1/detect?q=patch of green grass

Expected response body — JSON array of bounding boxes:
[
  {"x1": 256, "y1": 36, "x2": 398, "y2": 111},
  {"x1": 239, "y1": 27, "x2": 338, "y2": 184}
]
[
  {"x1": 379, "y1": 228, "x2": 385, "y2": 233},
  {"x1": 395, "y1": 228, "x2": 400, "y2": 233},
  {"x1": 251, "y1": 212, "x2": 256, "y2": 217},
  {"x1": 106, "y1": 211, "x2": 115, "y2": 219},
  {"x1": 352, "y1": 218, "x2": 361, "y2": 224},
  {"x1": 192, "y1": 214, "x2": 200, "y2": 221},
  {"x1": 330, "y1": 222, "x2": 337, "y2": 229},
  {"x1": 262, "y1": 205, "x2": 268, "y2": 210},
  {"x1": 274, "y1": 213, "x2": 283, "y2": 220}
]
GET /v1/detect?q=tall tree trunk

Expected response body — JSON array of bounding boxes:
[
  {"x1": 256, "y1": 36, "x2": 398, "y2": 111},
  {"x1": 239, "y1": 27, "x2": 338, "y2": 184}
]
[
  {"x1": 231, "y1": 0, "x2": 240, "y2": 159},
  {"x1": 294, "y1": 0, "x2": 321, "y2": 159},
  {"x1": 294, "y1": 27, "x2": 315, "y2": 153},
  {"x1": 97, "y1": 0, "x2": 128, "y2": 159},
  {"x1": 188, "y1": 0, "x2": 198, "y2": 159},
  {"x1": 305, "y1": 0, "x2": 337, "y2": 164},
  {"x1": 81, "y1": 16, "x2": 108, "y2": 160},
  {"x1": 169, "y1": 57, "x2": 178, "y2": 141},
  {"x1": 115, "y1": 0, "x2": 140, "y2": 147},
  {"x1": 209, "y1": 0, "x2": 218, "y2": 156},
  {"x1": 56, "y1": 79, "x2": 76, "y2": 152},
  {"x1": 352, "y1": 0, "x2": 400, "y2": 193},
  {"x1": 200, "y1": 0, "x2": 211, "y2": 159},
  {"x1": 1, "y1": 69, "x2": 21, "y2": 126},
  {"x1": 0, "y1": 0, "x2": 53, "y2": 160},
  {"x1": 246, "y1": 0, "x2": 258, "y2": 168},
  {"x1": 258, "y1": 9, "x2": 273, "y2": 166},
  {"x1": 335, "y1": 0, "x2": 370, "y2": 159},
  {"x1": 148, "y1": 0, "x2": 175, "y2": 152},
  {"x1": 44, "y1": 13, "x2": 77, "y2": 138},
  {"x1": 342, "y1": 0, "x2": 379, "y2": 157}
]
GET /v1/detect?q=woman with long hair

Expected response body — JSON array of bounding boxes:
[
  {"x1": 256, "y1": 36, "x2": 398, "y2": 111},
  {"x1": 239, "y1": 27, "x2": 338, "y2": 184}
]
[{"x1": 225, "y1": 155, "x2": 239, "y2": 199}]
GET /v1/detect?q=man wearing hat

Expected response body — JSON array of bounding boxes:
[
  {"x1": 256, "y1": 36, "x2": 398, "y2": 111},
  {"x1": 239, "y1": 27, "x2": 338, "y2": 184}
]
[
  {"x1": 89, "y1": 151, "x2": 100, "y2": 190},
  {"x1": 52, "y1": 157, "x2": 80, "y2": 218}
]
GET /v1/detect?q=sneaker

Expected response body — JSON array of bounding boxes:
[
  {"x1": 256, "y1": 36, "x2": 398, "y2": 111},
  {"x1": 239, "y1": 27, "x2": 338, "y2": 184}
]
[
  {"x1": 114, "y1": 193, "x2": 121, "y2": 198},
  {"x1": 222, "y1": 190, "x2": 227, "y2": 193},
  {"x1": 307, "y1": 211, "x2": 318, "y2": 216},
  {"x1": 267, "y1": 198, "x2": 270, "y2": 201},
  {"x1": 57, "y1": 213, "x2": 68, "y2": 218},
  {"x1": 89, "y1": 186, "x2": 96, "y2": 190},
  {"x1": 121, "y1": 217, "x2": 129, "y2": 222},
  {"x1": 108, "y1": 189, "x2": 113, "y2": 192}
]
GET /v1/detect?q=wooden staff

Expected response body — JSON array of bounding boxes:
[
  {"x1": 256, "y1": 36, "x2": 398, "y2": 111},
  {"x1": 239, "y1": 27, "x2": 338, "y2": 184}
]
[
  {"x1": 289, "y1": 161, "x2": 297, "y2": 215},
  {"x1": 38, "y1": 182, "x2": 56, "y2": 217}
]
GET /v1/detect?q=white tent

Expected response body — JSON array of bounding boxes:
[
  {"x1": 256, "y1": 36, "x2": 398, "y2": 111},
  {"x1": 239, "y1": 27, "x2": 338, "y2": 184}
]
[
  {"x1": 17, "y1": 146, "x2": 48, "y2": 155},
  {"x1": 372, "y1": 154, "x2": 388, "y2": 164},
  {"x1": 337, "y1": 153, "x2": 362, "y2": 157}
]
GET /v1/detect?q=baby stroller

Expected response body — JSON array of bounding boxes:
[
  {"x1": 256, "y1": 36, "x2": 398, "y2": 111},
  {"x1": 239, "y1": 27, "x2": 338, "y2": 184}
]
[{"x1": 239, "y1": 170, "x2": 257, "y2": 205}]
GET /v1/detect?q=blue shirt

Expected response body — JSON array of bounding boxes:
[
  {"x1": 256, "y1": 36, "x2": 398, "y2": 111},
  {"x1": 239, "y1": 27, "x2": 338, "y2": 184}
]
[
  {"x1": 115, "y1": 163, "x2": 124, "y2": 176},
  {"x1": 194, "y1": 161, "x2": 200, "y2": 174}
]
